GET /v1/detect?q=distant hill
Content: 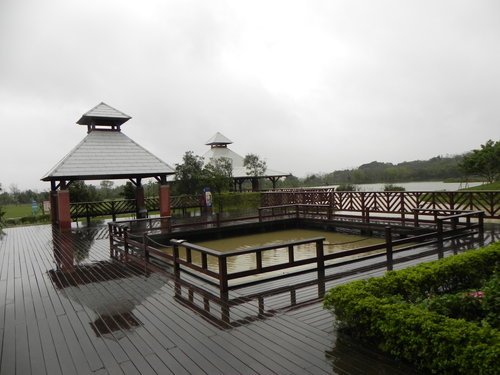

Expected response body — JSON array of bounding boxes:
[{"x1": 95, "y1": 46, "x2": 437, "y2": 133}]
[{"x1": 274, "y1": 154, "x2": 467, "y2": 188}]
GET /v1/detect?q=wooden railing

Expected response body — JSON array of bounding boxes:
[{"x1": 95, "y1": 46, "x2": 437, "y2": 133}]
[
  {"x1": 108, "y1": 207, "x2": 484, "y2": 297},
  {"x1": 71, "y1": 195, "x2": 203, "y2": 221},
  {"x1": 261, "y1": 190, "x2": 500, "y2": 218}
]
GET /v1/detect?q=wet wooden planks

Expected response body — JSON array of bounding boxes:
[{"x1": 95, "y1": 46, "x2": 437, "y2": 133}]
[{"x1": 2, "y1": 224, "x2": 490, "y2": 374}]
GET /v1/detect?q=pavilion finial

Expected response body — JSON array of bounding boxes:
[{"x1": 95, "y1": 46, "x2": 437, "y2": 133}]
[{"x1": 76, "y1": 102, "x2": 131, "y2": 132}]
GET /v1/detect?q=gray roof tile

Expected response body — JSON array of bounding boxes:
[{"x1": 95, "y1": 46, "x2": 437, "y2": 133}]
[{"x1": 42, "y1": 130, "x2": 174, "y2": 180}]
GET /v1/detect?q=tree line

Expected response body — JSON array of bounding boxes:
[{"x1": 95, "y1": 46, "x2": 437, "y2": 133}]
[
  {"x1": 0, "y1": 139, "x2": 498, "y2": 214},
  {"x1": 274, "y1": 140, "x2": 499, "y2": 188}
]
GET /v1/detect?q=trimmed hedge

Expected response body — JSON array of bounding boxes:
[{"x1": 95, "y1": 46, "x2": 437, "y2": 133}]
[
  {"x1": 213, "y1": 192, "x2": 261, "y2": 213},
  {"x1": 324, "y1": 242, "x2": 500, "y2": 374}
]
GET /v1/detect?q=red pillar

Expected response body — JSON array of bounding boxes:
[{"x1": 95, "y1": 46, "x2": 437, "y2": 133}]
[
  {"x1": 159, "y1": 184, "x2": 171, "y2": 217},
  {"x1": 57, "y1": 189, "x2": 72, "y2": 231}
]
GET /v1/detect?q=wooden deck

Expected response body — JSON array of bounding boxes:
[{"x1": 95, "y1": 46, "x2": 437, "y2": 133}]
[{"x1": 0, "y1": 224, "x2": 498, "y2": 375}]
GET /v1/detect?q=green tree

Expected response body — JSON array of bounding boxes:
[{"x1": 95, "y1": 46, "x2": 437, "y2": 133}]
[
  {"x1": 175, "y1": 151, "x2": 206, "y2": 195},
  {"x1": 460, "y1": 140, "x2": 500, "y2": 183},
  {"x1": 204, "y1": 157, "x2": 233, "y2": 211},
  {"x1": 121, "y1": 181, "x2": 136, "y2": 200},
  {"x1": 69, "y1": 181, "x2": 99, "y2": 203},
  {"x1": 244, "y1": 154, "x2": 267, "y2": 176},
  {"x1": 99, "y1": 180, "x2": 114, "y2": 200}
]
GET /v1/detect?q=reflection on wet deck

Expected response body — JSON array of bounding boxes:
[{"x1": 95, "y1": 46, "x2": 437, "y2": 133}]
[{"x1": 0, "y1": 223, "x2": 498, "y2": 374}]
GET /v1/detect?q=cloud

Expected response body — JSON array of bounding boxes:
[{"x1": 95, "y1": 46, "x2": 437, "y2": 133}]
[{"x1": 0, "y1": 0, "x2": 499, "y2": 190}]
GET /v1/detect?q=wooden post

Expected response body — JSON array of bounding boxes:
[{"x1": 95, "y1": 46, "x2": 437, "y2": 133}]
[
  {"x1": 171, "y1": 240, "x2": 182, "y2": 279},
  {"x1": 219, "y1": 255, "x2": 228, "y2": 298},
  {"x1": 478, "y1": 212, "x2": 485, "y2": 243},
  {"x1": 124, "y1": 228, "x2": 129, "y2": 263},
  {"x1": 478, "y1": 212, "x2": 484, "y2": 234},
  {"x1": 143, "y1": 233, "x2": 149, "y2": 271},
  {"x1": 385, "y1": 226, "x2": 393, "y2": 271},
  {"x1": 316, "y1": 239, "x2": 325, "y2": 279},
  {"x1": 108, "y1": 223, "x2": 114, "y2": 257},
  {"x1": 437, "y1": 219, "x2": 443, "y2": 248},
  {"x1": 413, "y1": 209, "x2": 419, "y2": 228},
  {"x1": 86, "y1": 203, "x2": 90, "y2": 226}
]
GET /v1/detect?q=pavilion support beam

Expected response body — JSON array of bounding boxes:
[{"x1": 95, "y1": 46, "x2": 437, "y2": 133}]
[
  {"x1": 50, "y1": 181, "x2": 59, "y2": 225},
  {"x1": 135, "y1": 179, "x2": 147, "y2": 219},
  {"x1": 57, "y1": 188, "x2": 72, "y2": 231},
  {"x1": 251, "y1": 178, "x2": 260, "y2": 192},
  {"x1": 268, "y1": 176, "x2": 280, "y2": 190}
]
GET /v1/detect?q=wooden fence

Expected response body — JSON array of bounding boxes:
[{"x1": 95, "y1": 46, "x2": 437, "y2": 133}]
[
  {"x1": 261, "y1": 189, "x2": 500, "y2": 218},
  {"x1": 71, "y1": 195, "x2": 202, "y2": 222},
  {"x1": 109, "y1": 207, "x2": 484, "y2": 298}
]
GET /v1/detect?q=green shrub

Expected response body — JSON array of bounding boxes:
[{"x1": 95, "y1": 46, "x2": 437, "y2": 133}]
[
  {"x1": 5, "y1": 214, "x2": 50, "y2": 227},
  {"x1": 383, "y1": 184, "x2": 406, "y2": 191},
  {"x1": 420, "y1": 290, "x2": 485, "y2": 323},
  {"x1": 483, "y1": 272, "x2": 500, "y2": 328},
  {"x1": 213, "y1": 192, "x2": 261, "y2": 213},
  {"x1": 324, "y1": 242, "x2": 500, "y2": 374},
  {"x1": 335, "y1": 184, "x2": 358, "y2": 191}
]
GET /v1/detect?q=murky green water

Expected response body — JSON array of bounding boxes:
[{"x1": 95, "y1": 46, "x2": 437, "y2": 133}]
[{"x1": 183, "y1": 229, "x2": 384, "y2": 274}]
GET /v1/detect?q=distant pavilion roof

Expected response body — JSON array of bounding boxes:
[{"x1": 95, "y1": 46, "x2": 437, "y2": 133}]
[
  {"x1": 205, "y1": 132, "x2": 233, "y2": 146},
  {"x1": 42, "y1": 103, "x2": 174, "y2": 182},
  {"x1": 202, "y1": 132, "x2": 288, "y2": 179}
]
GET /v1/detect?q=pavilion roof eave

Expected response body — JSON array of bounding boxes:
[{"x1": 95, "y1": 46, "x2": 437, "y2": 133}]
[{"x1": 41, "y1": 171, "x2": 175, "y2": 182}]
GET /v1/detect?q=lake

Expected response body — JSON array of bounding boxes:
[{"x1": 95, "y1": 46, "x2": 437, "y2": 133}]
[{"x1": 324, "y1": 181, "x2": 484, "y2": 191}]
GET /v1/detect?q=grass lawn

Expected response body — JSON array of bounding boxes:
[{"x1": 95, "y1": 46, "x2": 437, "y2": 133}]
[
  {"x1": 3, "y1": 204, "x2": 40, "y2": 218},
  {"x1": 461, "y1": 181, "x2": 500, "y2": 190}
]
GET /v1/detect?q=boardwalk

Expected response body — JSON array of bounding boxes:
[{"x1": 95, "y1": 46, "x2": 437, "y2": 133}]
[{"x1": 0, "y1": 224, "x2": 498, "y2": 374}]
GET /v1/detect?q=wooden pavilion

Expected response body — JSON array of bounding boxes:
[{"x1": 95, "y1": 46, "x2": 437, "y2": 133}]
[
  {"x1": 203, "y1": 132, "x2": 289, "y2": 191},
  {"x1": 41, "y1": 102, "x2": 175, "y2": 230}
]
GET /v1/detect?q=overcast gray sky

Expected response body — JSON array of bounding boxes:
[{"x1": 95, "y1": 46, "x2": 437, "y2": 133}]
[{"x1": 1, "y1": 0, "x2": 499, "y2": 191}]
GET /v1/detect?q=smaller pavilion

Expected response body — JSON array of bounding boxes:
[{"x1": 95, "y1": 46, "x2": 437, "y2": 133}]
[
  {"x1": 203, "y1": 132, "x2": 289, "y2": 191},
  {"x1": 42, "y1": 102, "x2": 175, "y2": 230}
]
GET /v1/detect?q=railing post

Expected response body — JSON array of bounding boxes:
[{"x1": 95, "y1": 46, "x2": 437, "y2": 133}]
[
  {"x1": 258, "y1": 208, "x2": 262, "y2": 223},
  {"x1": 86, "y1": 203, "x2": 91, "y2": 226},
  {"x1": 124, "y1": 227, "x2": 129, "y2": 263},
  {"x1": 108, "y1": 223, "x2": 114, "y2": 257},
  {"x1": 385, "y1": 226, "x2": 393, "y2": 271},
  {"x1": 288, "y1": 245, "x2": 294, "y2": 264},
  {"x1": 478, "y1": 211, "x2": 485, "y2": 242},
  {"x1": 437, "y1": 219, "x2": 443, "y2": 248},
  {"x1": 171, "y1": 240, "x2": 183, "y2": 295},
  {"x1": 111, "y1": 200, "x2": 116, "y2": 222},
  {"x1": 413, "y1": 209, "x2": 419, "y2": 228},
  {"x1": 216, "y1": 213, "x2": 220, "y2": 228},
  {"x1": 143, "y1": 233, "x2": 149, "y2": 269},
  {"x1": 219, "y1": 255, "x2": 228, "y2": 298},
  {"x1": 316, "y1": 239, "x2": 325, "y2": 279}
]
